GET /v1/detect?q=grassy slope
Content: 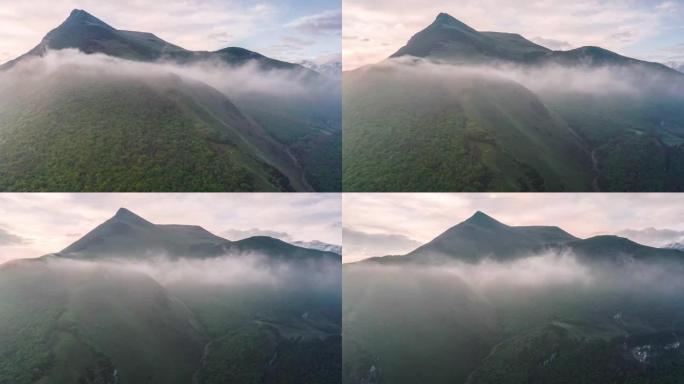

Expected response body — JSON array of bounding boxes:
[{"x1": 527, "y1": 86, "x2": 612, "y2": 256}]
[
  {"x1": 342, "y1": 266, "x2": 501, "y2": 384},
  {"x1": 0, "y1": 261, "x2": 203, "y2": 384},
  {"x1": 541, "y1": 92, "x2": 684, "y2": 191},
  {"x1": 0, "y1": 68, "x2": 298, "y2": 192},
  {"x1": 235, "y1": 89, "x2": 342, "y2": 192},
  {"x1": 342, "y1": 65, "x2": 591, "y2": 191},
  {"x1": 343, "y1": 262, "x2": 684, "y2": 384}
]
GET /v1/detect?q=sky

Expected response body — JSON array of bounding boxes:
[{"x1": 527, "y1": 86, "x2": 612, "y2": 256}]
[
  {"x1": 343, "y1": 0, "x2": 684, "y2": 70},
  {"x1": 0, "y1": 0, "x2": 340, "y2": 65},
  {"x1": 343, "y1": 193, "x2": 684, "y2": 263},
  {"x1": 0, "y1": 193, "x2": 341, "y2": 264}
]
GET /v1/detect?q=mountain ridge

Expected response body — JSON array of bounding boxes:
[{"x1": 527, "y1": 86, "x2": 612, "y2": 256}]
[
  {"x1": 389, "y1": 12, "x2": 680, "y2": 76},
  {"x1": 1, "y1": 9, "x2": 313, "y2": 74},
  {"x1": 57, "y1": 208, "x2": 340, "y2": 262},
  {"x1": 358, "y1": 212, "x2": 684, "y2": 264}
]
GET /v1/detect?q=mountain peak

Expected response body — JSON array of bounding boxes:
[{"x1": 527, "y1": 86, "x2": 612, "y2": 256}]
[
  {"x1": 112, "y1": 208, "x2": 151, "y2": 226},
  {"x1": 431, "y1": 12, "x2": 476, "y2": 32},
  {"x1": 61, "y1": 9, "x2": 112, "y2": 29},
  {"x1": 463, "y1": 211, "x2": 505, "y2": 227}
]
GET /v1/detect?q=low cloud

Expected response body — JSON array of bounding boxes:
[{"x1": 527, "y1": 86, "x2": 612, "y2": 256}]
[
  {"x1": 2, "y1": 49, "x2": 338, "y2": 103},
  {"x1": 42, "y1": 252, "x2": 341, "y2": 293},
  {"x1": 351, "y1": 250, "x2": 684, "y2": 298}
]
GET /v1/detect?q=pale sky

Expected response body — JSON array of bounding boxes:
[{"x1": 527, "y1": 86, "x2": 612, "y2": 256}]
[
  {"x1": 0, "y1": 0, "x2": 341, "y2": 65},
  {"x1": 342, "y1": 193, "x2": 684, "y2": 263},
  {"x1": 0, "y1": 193, "x2": 341, "y2": 264},
  {"x1": 343, "y1": 0, "x2": 684, "y2": 70}
]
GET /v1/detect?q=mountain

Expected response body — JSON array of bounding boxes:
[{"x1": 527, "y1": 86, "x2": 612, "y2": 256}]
[
  {"x1": 344, "y1": 211, "x2": 684, "y2": 384},
  {"x1": 390, "y1": 13, "x2": 550, "y2": 64},
  {"x1": 59, "y1": 208, "x2": 340, "y2": 263},
  {"x1": 0, "y1": 209, "x2": 341, "y2": 383},
  {"x1": 2, "y1": 9, "x2": 308, "y2": 72},
  {"x1": 343, "y1": 13, "x2": 684, "y2": 192},
  {"x1": 361, "y1": 211, "x2": 684, "y2": 265},
  {"x1": 0, "y1": 10, "x2": 340, "y2": 192},
  {"x1": 391, "y1": 13, "x2": 678, "y2": 76}
]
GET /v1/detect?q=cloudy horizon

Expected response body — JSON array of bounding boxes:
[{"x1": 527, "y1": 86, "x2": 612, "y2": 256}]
[
  {"x1": 342, "y1": 193, "x2": 684, "y2": 263},
  {"x1": 343, "y1": 0, "x2": 684, "y2": 70},
  {"x1": 0, "y1": 193, "x2": 341, "y2": 264},
  {"x1": 0, "y1": 0, "x2": 340, "y2": 65}
]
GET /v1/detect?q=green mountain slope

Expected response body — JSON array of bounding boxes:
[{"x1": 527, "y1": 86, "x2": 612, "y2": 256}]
[
  {"x1": 343, "y1": 212, "x2": 684, "y2": 384},
  {"x1": 0, "y1": 209, "x2": 341, "y2": 383},
  {"x1": 0, "y1": 62, "x2": 309, "y2": 191},
  {"x1": 0, "y1": 9, "x2": 340, "y2": 192},
  {"x1": 343, "y1": 63, "x2": 591, "y2": 191},
  {"x1": 344, "y1": 12, "x2": 684, "y2": 192},
  {"x1": 0, "y1": 259, "x2": 204, "y2": 384}
]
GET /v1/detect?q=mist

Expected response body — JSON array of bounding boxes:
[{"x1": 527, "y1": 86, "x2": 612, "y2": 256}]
[
  {"x1": 347, "y1": 249, "x2": 684, "y2": 301},
  {"x1": 355, "y1": 56, "x2": 684, "y2": 98},
  {"x1": 0, "y1": 49, "x2": 340, "y2": 102},
  {"x1": 33, "y1": 251, "x2": 341, "y2": 295}
]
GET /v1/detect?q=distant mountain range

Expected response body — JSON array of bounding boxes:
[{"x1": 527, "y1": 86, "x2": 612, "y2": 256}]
[
  {"x1": 0, "y1": 10, "x2": 341, "y2": 192},
  {"x1": 0, "y1": 208, "x2": 341, "y2": 383},
  {"x1": 343, "y1": 13, "x2": 684, "y2": 192}
]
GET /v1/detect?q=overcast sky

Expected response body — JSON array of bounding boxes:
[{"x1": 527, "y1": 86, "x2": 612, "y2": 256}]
[
  {"x1": 0, "y1": 193, "x2": 340, "y2": 264},
  {"x1": 343, "y1": 193, "x2": 684, "y2": 263},
  {"x1": 343, "y1": 0, "x2": 684, "y2": 70},
  {"x1": 0, "y1": 0, "x2": 340, "y2": 65}
]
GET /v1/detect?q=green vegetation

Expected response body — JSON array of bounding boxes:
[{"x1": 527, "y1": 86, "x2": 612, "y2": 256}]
[
  {"x1": 0, "y1": 209, "x2": 341, "y2": 383},
  {"x1": 0, "y1": 70, "x2": 298, "y2": 192},
  {"x1": 343, "y1": 12, "x2": 684, "y2": 192},
  {"x1": 343, "y1": 67, "x2": 590, "y2": 191},
  {"x1": 343, "y1": 212, "x2": 684, "y2": 383}
]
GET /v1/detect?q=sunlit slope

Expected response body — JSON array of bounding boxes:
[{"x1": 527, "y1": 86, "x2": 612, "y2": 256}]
[
  {"x1": 0, "y1": 260, "x2": 204, "y2": 384},
  {"x1": 0, "y1": 66, "x2": 306, "y2": 192},
  {"x1": 343, "y1": 65, "x2": 591, "y2": 191}
]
